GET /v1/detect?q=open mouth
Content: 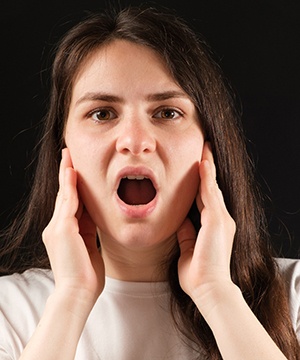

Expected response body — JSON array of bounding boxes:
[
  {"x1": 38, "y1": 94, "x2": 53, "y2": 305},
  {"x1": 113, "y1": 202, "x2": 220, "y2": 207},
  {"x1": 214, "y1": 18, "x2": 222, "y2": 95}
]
[{"x1": 117, "y1": 176, "x2": 157, "y2": 206}]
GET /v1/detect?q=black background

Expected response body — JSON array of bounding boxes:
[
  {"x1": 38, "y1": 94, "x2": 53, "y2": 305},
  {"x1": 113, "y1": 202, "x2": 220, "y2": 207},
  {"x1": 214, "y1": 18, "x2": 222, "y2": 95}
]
[{"x1": 0, "y1": 0, "x2": 299, "y2": 258}]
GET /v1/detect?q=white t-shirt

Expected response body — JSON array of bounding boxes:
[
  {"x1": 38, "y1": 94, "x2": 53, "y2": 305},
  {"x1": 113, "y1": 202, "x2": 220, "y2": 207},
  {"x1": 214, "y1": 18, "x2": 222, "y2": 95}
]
[{"x1": 0, "y1": 258, "x2": 299, "y2": 359}]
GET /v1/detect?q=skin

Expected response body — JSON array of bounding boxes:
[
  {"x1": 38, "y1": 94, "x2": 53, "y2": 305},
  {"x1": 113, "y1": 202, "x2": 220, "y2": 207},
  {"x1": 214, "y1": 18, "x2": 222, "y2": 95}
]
[
  {"x1": 64, "y1": 40, "x2": 204, "y2": 281},
  {"x1": 19, "y1": 40, "x2": 288, "y2": 359}
]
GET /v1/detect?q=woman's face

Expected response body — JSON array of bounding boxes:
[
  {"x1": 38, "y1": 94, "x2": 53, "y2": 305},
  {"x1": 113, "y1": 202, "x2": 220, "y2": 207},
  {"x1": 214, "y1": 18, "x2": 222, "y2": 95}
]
[{"x1": 65, "y1": 40, "x2": 204, "y2": 250}]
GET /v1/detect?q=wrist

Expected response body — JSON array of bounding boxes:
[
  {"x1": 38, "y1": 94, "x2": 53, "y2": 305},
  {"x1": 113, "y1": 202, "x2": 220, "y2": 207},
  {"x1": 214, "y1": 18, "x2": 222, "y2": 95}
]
[
  {"x1": 49, "y1": 286, "x2": 98, "y2": 321},
  {"x1": 192, "y1": 280, "x2": 242, "y2": 322},
  {"x1": 192, "y1": 282, "x2": 288, "y2": 359}
]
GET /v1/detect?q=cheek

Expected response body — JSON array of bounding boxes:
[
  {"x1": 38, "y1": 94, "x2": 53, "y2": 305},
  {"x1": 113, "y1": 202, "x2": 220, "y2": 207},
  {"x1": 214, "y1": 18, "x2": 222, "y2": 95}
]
[
  {"x1": 66, "y1": 131, "x2": 104, "y2": 173},
  {"x1": 167, "y1": 137, "x2": 202, "y2": 209},
  {"x1": 64, "y1": 138, "x2": 100, "y2": 202},
  {"x1": 173, "y1": 134, "x2": 203, "y2": 198},
  {"x1": 75, "y1": 166, "x2": 108, "y2": 225},
  {"x1": 172, "y1": 133, "x2": 203, "y2": 177}
]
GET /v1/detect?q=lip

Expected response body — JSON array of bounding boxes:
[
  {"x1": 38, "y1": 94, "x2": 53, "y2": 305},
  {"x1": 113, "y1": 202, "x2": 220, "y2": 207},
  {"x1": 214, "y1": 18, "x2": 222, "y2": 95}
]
[{"x1": 114, "y1": 166, "x2": 159, "y2": 218}]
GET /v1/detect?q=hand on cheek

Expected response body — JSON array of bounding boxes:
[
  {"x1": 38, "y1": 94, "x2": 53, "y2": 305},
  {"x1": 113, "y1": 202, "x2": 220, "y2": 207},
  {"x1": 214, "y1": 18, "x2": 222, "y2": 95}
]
[
  {"x1": 42, "y1": 148, "x2": 105, "y2": 307},
  {"x1": 177, "y1": 142, "x2": 236, "y2": 311}
]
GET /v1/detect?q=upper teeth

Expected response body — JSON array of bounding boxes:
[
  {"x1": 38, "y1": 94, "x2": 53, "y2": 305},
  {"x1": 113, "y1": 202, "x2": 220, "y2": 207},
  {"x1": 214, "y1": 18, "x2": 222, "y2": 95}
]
[{"x1": 124, "y1": 175, "x2": 147, "y2": 180}]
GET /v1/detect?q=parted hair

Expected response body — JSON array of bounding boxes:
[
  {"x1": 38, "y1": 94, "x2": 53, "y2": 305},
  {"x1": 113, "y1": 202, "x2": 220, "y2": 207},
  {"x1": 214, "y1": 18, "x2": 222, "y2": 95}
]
[{"x1": 0, "y1": 6, "x2": 299, "y2": 359}]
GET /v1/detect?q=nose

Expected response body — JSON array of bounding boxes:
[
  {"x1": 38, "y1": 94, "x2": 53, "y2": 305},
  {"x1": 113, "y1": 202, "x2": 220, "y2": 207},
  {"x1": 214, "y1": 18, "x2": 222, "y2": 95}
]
[{"x1": 116, "y1": 115, "x2": 156, "y2": 155}]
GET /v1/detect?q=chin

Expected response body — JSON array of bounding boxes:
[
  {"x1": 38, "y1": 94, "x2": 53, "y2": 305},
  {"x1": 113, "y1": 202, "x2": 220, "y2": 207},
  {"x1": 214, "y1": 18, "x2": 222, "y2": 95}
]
[{"x1": 99, "y1": 222, "x2": 177, "y2": 250}]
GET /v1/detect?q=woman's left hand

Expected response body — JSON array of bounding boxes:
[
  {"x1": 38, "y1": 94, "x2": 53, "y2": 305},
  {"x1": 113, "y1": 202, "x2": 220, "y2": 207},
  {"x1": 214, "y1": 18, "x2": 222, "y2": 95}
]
[
  {"x1": 177, "y1": 142, "x2": 289, "y2": 360},
  {"x1": 177, "y1": 142, "x2": 236, "y2": 314}
]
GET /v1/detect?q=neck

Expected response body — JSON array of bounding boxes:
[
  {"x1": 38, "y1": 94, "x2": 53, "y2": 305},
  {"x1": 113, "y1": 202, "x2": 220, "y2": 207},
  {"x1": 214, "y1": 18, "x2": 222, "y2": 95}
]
[{"x1": 99, "y1": 234, "x2": 178, "y2": 282}]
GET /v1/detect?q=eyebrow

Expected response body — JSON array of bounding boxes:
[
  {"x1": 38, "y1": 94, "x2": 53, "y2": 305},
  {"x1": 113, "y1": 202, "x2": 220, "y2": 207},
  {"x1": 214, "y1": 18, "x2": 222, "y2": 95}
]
[
  {"x1": 75, "y1": 92, "x2": 122, "y2": 107},
  {"x1": 146, "y1": 90, "x2": 189, "y2": 101},
  {"x1": 74, "y1": 90, "x2": 189, "y2": 107}
]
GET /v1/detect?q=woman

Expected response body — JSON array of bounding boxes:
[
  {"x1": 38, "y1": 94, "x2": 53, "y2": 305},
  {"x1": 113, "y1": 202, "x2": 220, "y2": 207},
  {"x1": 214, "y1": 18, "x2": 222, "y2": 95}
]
[{"x1": 0, "y1": 6, "x2": 299, "y2": 360}]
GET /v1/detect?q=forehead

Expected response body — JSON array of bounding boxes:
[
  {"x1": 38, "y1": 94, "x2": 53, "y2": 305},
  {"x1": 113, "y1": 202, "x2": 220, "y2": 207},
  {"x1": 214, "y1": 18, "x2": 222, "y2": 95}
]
[{"x1": 70, "y1": 39, "x2": 183, "y2": 99}]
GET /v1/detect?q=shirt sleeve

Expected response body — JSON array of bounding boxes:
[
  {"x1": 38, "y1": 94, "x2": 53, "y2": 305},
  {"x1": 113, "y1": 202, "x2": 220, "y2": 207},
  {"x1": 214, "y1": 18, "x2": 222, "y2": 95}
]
[
  {"x1": 0, "y1": 269, "x2": 54, "y2": 359},
  {"x1": 276, "y1": 257, "x2": 300, "y2": 340}
]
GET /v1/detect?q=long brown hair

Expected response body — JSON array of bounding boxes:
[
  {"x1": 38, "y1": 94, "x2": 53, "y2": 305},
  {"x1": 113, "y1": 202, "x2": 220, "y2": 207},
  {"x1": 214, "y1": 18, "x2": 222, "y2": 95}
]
[{"x1": 0, "y1": 6, "x2": 299, "y2": 359}]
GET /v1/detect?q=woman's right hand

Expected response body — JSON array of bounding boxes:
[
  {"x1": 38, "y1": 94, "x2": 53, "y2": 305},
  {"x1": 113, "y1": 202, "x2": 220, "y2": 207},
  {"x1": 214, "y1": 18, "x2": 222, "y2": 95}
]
[
  {"x1": 42, "y1": 148, "x2": 105, "y2": 308},
  {"x1": 20, "y1": 148, "x2": 105, "y2": 360}
]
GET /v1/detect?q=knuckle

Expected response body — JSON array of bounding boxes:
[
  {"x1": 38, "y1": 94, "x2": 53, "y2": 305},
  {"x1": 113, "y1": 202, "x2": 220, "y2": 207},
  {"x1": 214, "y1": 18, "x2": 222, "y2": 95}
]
[
  {"x1": 226, "y1": 216, "x2": 236, "y2": 234},
  {"x1": 42, "y1": 221, "x2": 64, "y2": 245},
  {"x1": 216, "y1": 210, "x2": 236, "y2": 234},
  {"x1": 42, "y1": 226, "x2": 52, "y2": 245}
]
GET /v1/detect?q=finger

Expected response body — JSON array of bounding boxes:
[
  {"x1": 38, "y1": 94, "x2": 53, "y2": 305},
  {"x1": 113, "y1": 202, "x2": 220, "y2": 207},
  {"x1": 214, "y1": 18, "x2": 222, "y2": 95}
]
[
  {"x1": 51, "y1": 165, "x2": 79, "y2": 223},
  {"x1": 76, "y1": 199, "x2": 84, "y2": 220},
  {"x1": 58, "y1": 148, "x2": 73, "y2": 190},
  {"x1": 199, "y1": 158, "x2": 225, "y2": 212},
  {"x1": 79, "y1": 208, "x2": 97, "y2": 250},
  {"x1": 60, "y1": 167, "x2": 79, "y2": 217},
  {"x1": 199, "y1": 143, "x2": 226, "y2": 213},
  {"x1": 54, "y1": 148, "x2": 73, "y2": 211},
  {"x1": 177, "y1": 218, "x2": 197, "y2": 254},
  {"x1": 198, "y1": 149, "x2": 236, "y2": 242},
  {"x1": 197, "y1": 142, "x2": 216, "y2": 212},
  {"x1": 201, "y1": 142, "x2": 217, "y2": 180},
  {"x1": 196, "y1": 191, "x2": 204, "y2": 213}
]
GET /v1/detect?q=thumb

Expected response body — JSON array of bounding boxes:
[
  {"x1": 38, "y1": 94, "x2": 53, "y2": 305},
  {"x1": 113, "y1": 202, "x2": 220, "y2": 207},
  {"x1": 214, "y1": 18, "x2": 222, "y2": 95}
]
[
  {"x1": 177, "y1": 218, "x2": 197, "y2": 254},
  {"x1": 79, "y1": 208, "x2": 97, "y2": 249}
]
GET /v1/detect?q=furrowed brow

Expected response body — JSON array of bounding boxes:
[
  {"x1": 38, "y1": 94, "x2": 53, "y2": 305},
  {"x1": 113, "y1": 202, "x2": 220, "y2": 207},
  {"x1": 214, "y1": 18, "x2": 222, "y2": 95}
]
[
  {"x1": 74, "y1": 90, "x2": 189, "y2": 107},
  {"x1": 75, "y1": 92, "x2": 123, "y2": 107}
]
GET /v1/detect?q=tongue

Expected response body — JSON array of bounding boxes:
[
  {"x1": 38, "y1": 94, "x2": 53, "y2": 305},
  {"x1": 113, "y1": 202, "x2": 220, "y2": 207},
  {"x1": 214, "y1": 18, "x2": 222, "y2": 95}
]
[{"x1": 118, "y1": 178, "x2": 156, "y2": 205}]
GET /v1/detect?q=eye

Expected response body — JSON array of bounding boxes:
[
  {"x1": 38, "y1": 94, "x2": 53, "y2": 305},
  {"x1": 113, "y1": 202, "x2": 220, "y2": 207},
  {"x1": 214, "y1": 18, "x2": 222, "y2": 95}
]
[
  {"x1": 89, "y1": 109, "x2": 117, "y2": 122},
  {"x1": 153, "y1": 108, "x2": 183, "y2": 120}
]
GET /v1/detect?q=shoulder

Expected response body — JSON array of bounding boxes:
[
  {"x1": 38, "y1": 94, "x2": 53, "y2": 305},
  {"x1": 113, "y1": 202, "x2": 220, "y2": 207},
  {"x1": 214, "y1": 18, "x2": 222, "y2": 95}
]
[
  {"x1": 0, "y1": 268, "x2": 54, "y2": 302},
  {"x1": 0, "y1": 268, "x2": 54, "y2": 317},
  {"x1": 276, "y1": 257, "x2": 300, "y2": 289},
  {"x1": 275, "y1": 257, "x2": 300, "y2": 338},
  {"x1": 0, "y1": 269, "x2": 54, "y2": 358}
]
